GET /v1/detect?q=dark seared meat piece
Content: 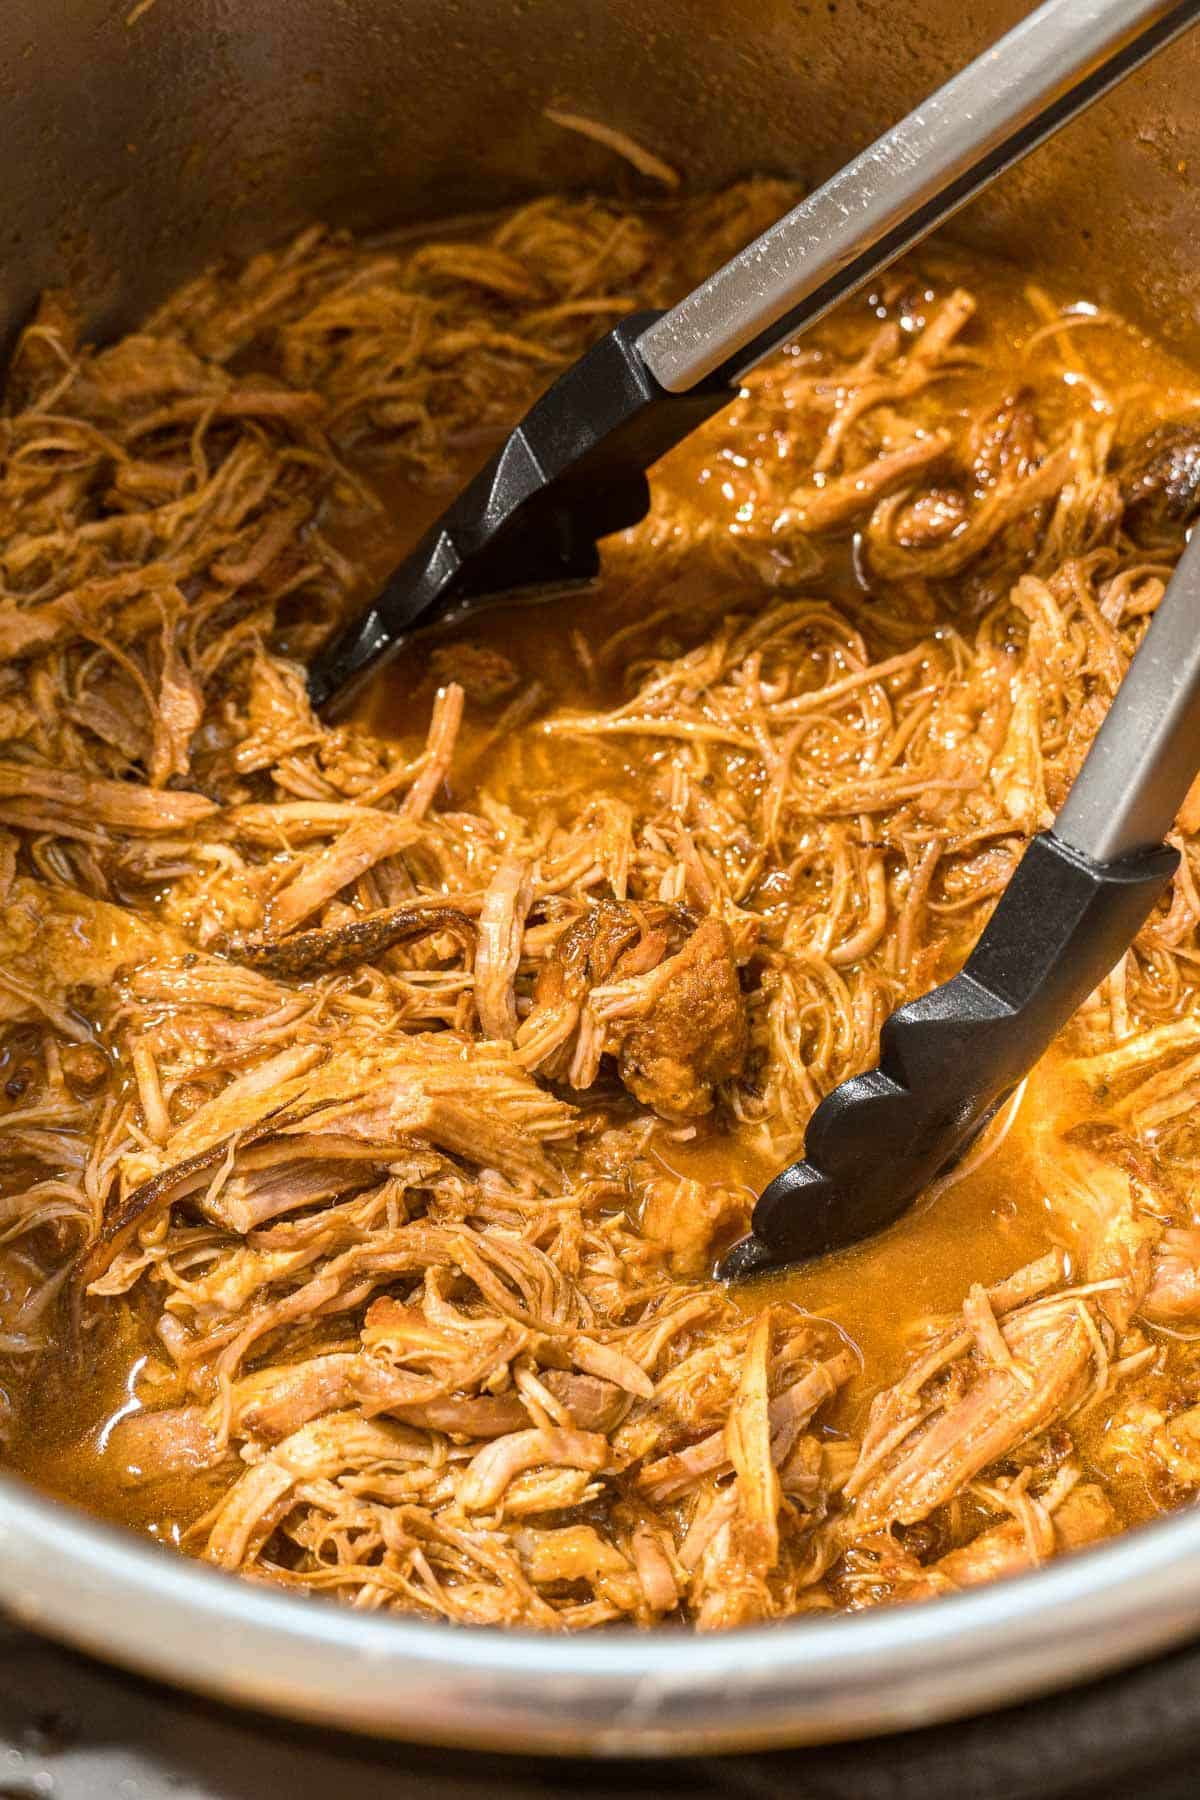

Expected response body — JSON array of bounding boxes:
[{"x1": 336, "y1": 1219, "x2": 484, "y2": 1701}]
[
  {"x1": 1120, "y1": 423, "x2": 1200, "y2": 539},
  {"x1": 222, "y1": 904, "x2": 476, "y2": 977},
  {"x1": 596, "y1": 918, "x2": 749, "y2": 1119}
]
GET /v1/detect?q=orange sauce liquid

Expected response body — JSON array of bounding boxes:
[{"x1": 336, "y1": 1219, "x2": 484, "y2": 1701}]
[{"x1": 9, "y1": 242, "x2": 1200, "y2": 1539}]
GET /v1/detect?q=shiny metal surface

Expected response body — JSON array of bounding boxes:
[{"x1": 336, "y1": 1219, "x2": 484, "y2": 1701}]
[
  {"x1": 12, "y1": 1623, "x2": 1200, "y2": 1800},
  {"x1": 1056, "y1": 531, "x2": 1200, "y2": 860},
  {"x1": 3, "y1": 0, "x2": 1200, "y2": 1757},
  {"x1": 638, "y1": 0, "x2": 1200, "y2": 389},
  {"x1": 5, "y1": 1474, "x2": 1200, "y2": 1754},
  {"x1": 3, "y1": 0, "x2": 1200, "y2": 363}
]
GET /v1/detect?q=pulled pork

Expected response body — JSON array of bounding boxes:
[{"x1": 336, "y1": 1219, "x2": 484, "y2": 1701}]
[{"x1": 3, "y1": 184, "x2": 1200, "y2": 1628}]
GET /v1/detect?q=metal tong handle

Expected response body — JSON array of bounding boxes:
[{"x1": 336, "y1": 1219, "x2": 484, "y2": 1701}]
[
  {"x1": 309, "y1": 0, "x2": 1200, "y2": 717},
  {"x1": 724, "y1": 531, "x2": 1200, "y2": 1277},
  {"x1": 1055, "y1": 530, "x2": 1200, "y2": 859},
  {"x1": 637, "y1": 0, "x2": 1200, "y2": 394}
]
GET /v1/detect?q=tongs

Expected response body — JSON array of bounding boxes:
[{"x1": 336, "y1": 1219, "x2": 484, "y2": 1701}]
[
  {"x1": 306, "y1": 0, "x2": 1200, "y2": 1276},
  {"x1": 309, "y1": 0, "x2": 1200, "y2": 716},
  {"x1": 723, "y1": 527, "x2": 1200, "y2": 1275}
]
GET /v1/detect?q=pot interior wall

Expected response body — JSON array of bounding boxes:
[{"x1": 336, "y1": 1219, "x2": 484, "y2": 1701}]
[{"x1": 2, "y1": 0, "x2": 1196, "y2": 358}]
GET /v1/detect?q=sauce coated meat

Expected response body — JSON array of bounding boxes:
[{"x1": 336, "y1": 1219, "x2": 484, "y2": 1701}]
[{"x1": 3, "y1": 183, "x2": 1200, "y2": 1626}]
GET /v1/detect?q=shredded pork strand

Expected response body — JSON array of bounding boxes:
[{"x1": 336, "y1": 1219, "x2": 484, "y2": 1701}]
[{"x1": 3, "y1": 182, "x2": 1200, "y2": 1630}]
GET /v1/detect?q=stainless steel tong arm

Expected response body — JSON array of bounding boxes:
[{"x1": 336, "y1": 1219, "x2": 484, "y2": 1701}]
[
  {"x1": 1056, "y1": 529, "x2": 1200, "y2": 861},
  {"x1": 636, "y1": 0, "x2": 1200, "y2": 393},
  {"x1": 724, "y1": 520, "x2": 1200, "y2": 1279}
]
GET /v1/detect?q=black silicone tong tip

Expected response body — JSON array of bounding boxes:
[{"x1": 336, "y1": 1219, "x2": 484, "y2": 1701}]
[
  {"x1": 719, "y1": 832, "x2": 1177, "y2": 1281},
  {"x1": 306, "y1": 313, "x2": 733, "y2": 719}
]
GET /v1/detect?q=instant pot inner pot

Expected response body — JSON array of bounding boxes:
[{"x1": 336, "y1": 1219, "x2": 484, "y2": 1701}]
[
  {"x1": 3, "y1": 0, "x2": 1200, "y2": 1760},
  {"x1": 1, "y1": 0, "x2": 1197, "y2": 358}
]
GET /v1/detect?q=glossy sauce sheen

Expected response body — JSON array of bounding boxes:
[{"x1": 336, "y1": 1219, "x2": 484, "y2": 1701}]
[
  {"x1": 341, "y1": 264, "x2": 1200, "y2": 1528},
  {"x1": 353, "y1": 562, "x2": 1061, "y2": 1431},
  {"x1": 6, "y1": 234, "x2": 1199, "y2": 1564}
]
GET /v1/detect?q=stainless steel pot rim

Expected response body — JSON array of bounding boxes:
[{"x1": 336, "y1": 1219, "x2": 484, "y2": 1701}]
[{"x1": 2, "y1": 1470, "x2": 1200, "y2": 1755}]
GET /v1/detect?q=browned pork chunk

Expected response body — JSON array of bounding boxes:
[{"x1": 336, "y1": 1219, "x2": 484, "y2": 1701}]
[
  {"x1": 516, "y1": 898, "x2": 688, "y2": 1084},
  {"x1": 641, "y1": 1175, "x2": 747, "y2": 1276},
  {"x1": 593, "y1": 919, "x2": 748, "y2": 1119},
  {"x1": 514, "y1": 899, "x2": 750, "y2": 1116},
  {"x1": 1120, "y1": 422, "x2": 1200, "y2": 539}
]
